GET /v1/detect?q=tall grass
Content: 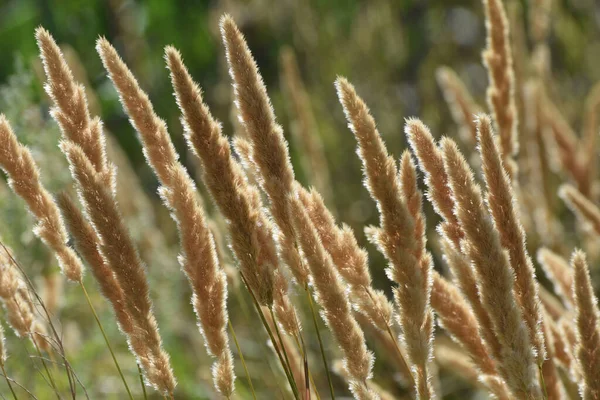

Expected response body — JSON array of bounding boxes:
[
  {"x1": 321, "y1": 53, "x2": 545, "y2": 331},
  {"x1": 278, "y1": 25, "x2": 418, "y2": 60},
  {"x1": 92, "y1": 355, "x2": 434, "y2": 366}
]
[{"x1": 0, "y1": 1, "x2": 599, "y2": 399}]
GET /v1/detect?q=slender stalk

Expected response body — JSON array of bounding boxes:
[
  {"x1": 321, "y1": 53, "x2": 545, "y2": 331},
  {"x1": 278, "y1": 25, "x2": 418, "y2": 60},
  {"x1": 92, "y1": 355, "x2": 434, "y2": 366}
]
[
  {"x1": 293, "y1": 333, "x2": 321, "y2": 400},
  {"x1": 384, "y1": 324, "x2": 415, "y2": 385},
  {"x1": 301, "y1": 338, "x2": 311, "y2": 400},
  {"x1": 55, "y1": 328, "x2": 77, "y2": 399},
  {"x1": 234, "y1": 286, "x2": 253, "y2": 321},
  {"x1": 0, "y1": 242, "x2": 79, "y2": 397},
  {"x1": 260, "y1": 305, "x2": 300, "y2": 400},
  {"x1": 304, "y1": 286, "x2": 335, "y2": 399},
  {"x1": 79, "y1": 282, "x2": 134, "y2": 400},
  {"x1": 538, "y1": 363, "x2": 548, "y2": 400},
  {"x1": 1, "y1": 363, "x2": 18, "y2": 400},
  {"x1": 32, "y1": 339, "x2": 60, "y2": 400},
  {"x1": 48, "y1": 351, "x2": 59, "y2": 373},
  {"x1": 269, "y1": 307, "x2": 295, "y2": 385},
  {"x1": 364, "y1": 286, "x2": 415, "y2": 387},
  {"x1": 137, "y1": 363, "x2": 148, "y2": 400},
  {"x1": 234, "y1": 288, "x2": 283, "y2": 393},
  {"x1": 242, "y1": 274, "x2": 300, "y2": 399},
  {"x1": 5, "y1": 375, "x2": 37, "y2": 400},
  {"x1": 228, "y1": 320, "x2": 257, "y2": 400}
]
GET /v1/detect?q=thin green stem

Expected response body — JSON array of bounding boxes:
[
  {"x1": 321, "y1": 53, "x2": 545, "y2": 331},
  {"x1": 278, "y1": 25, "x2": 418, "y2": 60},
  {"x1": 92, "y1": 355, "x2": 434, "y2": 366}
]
[
  {"x1": 269, "y1": 307, "x2": 299, "y2": 396},
  {"x1": 363, "y1": 286, "x2": 415, "y2": 387},
  {"x1": 234, "y1": 286, "x2": 282, "y2": 394},
  {"x1": 384, "y1": 324, "x2": 415, "y2": 386},
  {"x1": 241, "y1": 274, "x2": 300, "y2": 400},
  {"x1": 260, "y1": 305, "x2": 299, "y2": 400},
  {"x1": 0, "y1": 243, "x2": 80, "y2": 397},
  {"x1": 1, "y1": 363, "x2": 18, "y2": 400},
  {"x1": 234, "y1": 285, "x2": 253, "y2": 321},
  {"x1": 228, "y1": 320, "x2": 257, "y2": 400},
  {"x1": 305, "y1": 286, "x2": 335, "y2": 399},
  {"x1": 32, "y1": 338, "x2": 60, "y2": 400},
  {"x1": 2, "y1": 374, "x2": 36, "y2": 399},
  {"x1": 292, "y1": 333, "x2": 321, "y2": 400},
  {"x1": 538, "y1": 362, "x2": 548, "y2": 400},
  {"x1": 79, "y1": 282, "x2": 134, "y2": 400},
  {"x1": 137, "y1": 363, "x2": 148, "y2": 400}
]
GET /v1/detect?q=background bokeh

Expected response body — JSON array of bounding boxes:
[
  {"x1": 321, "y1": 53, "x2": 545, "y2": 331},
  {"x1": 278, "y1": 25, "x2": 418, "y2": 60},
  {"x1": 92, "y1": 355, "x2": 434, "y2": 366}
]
[{"x1": 0, "y1": 0, "x2": 599, "y2": 398}]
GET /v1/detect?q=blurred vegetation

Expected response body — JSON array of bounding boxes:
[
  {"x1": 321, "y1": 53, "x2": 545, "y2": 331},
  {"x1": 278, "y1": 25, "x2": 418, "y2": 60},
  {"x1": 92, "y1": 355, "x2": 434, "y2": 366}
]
[{"x1": 0, "y1": 0, "x2": 599, "y2": 398}]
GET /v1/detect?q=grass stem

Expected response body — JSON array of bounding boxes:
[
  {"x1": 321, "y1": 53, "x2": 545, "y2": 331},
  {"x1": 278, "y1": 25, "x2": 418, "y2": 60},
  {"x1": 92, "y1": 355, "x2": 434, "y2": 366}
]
[
  {"x1": 240, "y1": 273, "x2": 300, "y2": 399},
  {"x1": 1, "y1": 363, "x2": 18, "y2": 400},
  {"x1": 137, "y1": 363, "x2": 148, "y2": 400},
  {"x1": 538, "y1": 362, "x2": 548, "y2": 400},
  {"x1": 293, "y1": 333, "x2": 321, "y2": 400},
  {"x1": 384, "y1": 324, "x2": 415, "y2": 386},
  {"x1": 228, "y1": 320, "x2": 257, "y2": 400},
  {"x1": 305, "y1": 286, "x2": 335, "y2": 400},
  {"x1": 79, "y1": 282, "x2": 134, "y2": 400},
  {"x1": 32, "y1": 339, "x2": 60, "y2": 400},
  {"x1": 269, "y1": 307, "x2": 298, "y2": 394}
]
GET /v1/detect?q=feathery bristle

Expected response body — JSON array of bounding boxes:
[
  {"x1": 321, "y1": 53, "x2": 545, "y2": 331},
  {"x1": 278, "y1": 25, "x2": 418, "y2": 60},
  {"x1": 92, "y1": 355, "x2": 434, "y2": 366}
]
[
  {"x1": 98, "y1": 39, "x2": 234, "y2": 396},
  {"x1": 560, "y1": 184, "x2": 600, "y2": 236},
  {"x1": 0, "y1": 116, "x2": 83, "y2": 283},
  {"x1": 63, "y1": 142, "x2": 176, "y2": 394},
  {"x1": 37, "y1": 28, "x2": 113, "y2": 189},
  {"x1": 440, "y1": 238, "x2": 503, "y2": 362},
  {"x1": 430, "y1": 272, "x2": 510, "y2": 398},
  {"x1": 539, "y1": 311, "x2": 567, "y2": 399},
  {"x1": 571, "y1": 250, "x2": 600, "y2": 400},
  {"x1": 289, "y1": 194, "x2": 377, "y2": 399},
  {"x1": 57, "y1": 193, "x2": 132, "y2": 334},
  {"x1": 298, "y1": 185, "x2": 393, "y2": 331},
  {"x1": 537, "y1": 248, "x2": 574, "y2": 309},
  {"x1": 332, "y1": 359, "x2": 396, "y2": 400},
  {"x1": 405, "y1": 118, "x2": 463, "y2": 247},
  {"x1": 0, "y1": 249, "x2": 35, "y2": 338},
  {"x1": 406, "y1": 119, "x2": 505, "y2": 368},
  {"x1": 477, "y1": 115, "x2": 546, "y2": 363},
  {"x1": 546, "y1": 316, "x2": 575, "y2": 374},
  {"x1": 220, "y1": 15, "x2": 308, "y2": 287},
  {"x1": 0, "y1": 247, "x2": 50, "y2": 353},
  {"x1": 337, "y1": 77, "x2": 435, "y2": 399},
  {"x1": 482, "y1": 0, "x2": 518, "y2": 177},
  {"x1": 435, "y1": 67, "x2": 482, "y2": 147},
  {"x1": 166, "y1": 45, "x2": 301, "y2": 337},
  {"x1": 441, "y1": 136, "x2": 540, "y2": 398}
]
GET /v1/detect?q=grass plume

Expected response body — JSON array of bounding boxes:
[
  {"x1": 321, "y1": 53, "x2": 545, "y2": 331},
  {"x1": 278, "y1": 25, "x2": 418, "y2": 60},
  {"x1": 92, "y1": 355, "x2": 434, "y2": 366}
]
[
  {"x1": 62, "y1": 141, "x2": 176, "y2": 395},
  {"x1": 482, "y1": 0, "x2": 518, "y2": 178},
  {"x1": 336, "y1": 77, "x2": 435, "y2": 399},
  {"x1": 220, "y1": 15, "x2": 308, "y2": 287},
  {"x1": 476, "y1": 114, "x2": 546, "y2": 364},
  {"x1": 571, "y1": 250, "x2": 600, "y2": 400},
  {"x1": 289, "y1": 194, "x2": 376, "y2": 400},
  {"x1": 97, "y1": 38, "x2": 235, "y2": 397},
  {"x1": 0, "y1": 116, "x2": 83, "y2": 283},
  {"x1": 441, "y1": 136, "x2": 541, "y2": 398}
]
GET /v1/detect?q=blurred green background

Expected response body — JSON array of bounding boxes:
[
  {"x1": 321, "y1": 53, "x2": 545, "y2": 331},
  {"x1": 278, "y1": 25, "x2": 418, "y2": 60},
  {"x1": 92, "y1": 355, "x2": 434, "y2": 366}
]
[
  {"x1": 0, "y1": 0, "x2": 599, "y2": 398},
  {"x1": 1, "y1": 0, "x2": 599, "y2": 233}
]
